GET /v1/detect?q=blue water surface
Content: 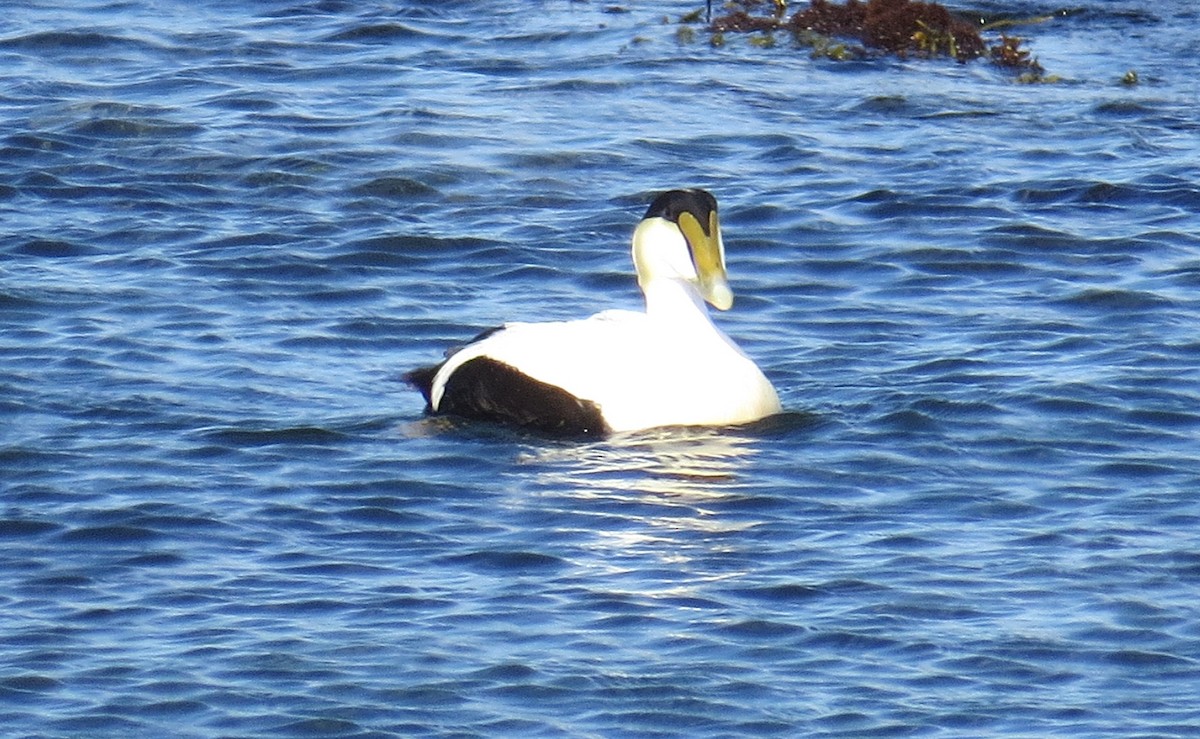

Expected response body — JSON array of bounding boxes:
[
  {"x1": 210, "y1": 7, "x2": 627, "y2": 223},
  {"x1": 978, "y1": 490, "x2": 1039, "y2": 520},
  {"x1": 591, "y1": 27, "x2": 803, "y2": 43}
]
[{"x1": 3, "y1": 0, "x2": 1200, "y2": 736}]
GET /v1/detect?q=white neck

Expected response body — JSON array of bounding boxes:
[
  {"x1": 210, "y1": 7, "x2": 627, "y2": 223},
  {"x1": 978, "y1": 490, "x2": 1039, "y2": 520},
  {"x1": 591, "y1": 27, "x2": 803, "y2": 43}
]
[{"x1": 642, "y1": 277, "x2": 715, "y2": 332}]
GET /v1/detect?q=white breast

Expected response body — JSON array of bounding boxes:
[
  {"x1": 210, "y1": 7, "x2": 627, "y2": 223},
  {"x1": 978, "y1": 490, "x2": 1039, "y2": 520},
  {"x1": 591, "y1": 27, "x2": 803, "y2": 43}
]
[{"x1": 431, "y1": 309, "x2": 780, "y2": 433}]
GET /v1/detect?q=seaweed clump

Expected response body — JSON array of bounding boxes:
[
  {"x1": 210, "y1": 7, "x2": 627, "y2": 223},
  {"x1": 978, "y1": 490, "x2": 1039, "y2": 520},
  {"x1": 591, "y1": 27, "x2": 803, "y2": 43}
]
[
  {"x1": 710, "y1": 0, "x2": 1046, "y2": 76},
  {"x1": 988, "y1": 33, "x2": 1047, "y2": 80}
]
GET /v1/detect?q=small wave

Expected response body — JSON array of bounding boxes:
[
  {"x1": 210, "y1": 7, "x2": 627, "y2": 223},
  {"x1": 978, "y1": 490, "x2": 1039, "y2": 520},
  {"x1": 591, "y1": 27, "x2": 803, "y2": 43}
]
[
  {"x1": 0, "y1": 30, "x2": 152, "y2": 51},
  {"x1": 0, "y1": 519, "x2": 62, "y2": 538},
  {"x1": 10, "y1": 238, "x2": 98, "y2": 258},
  {"x1": 326, "y1": 241, "x2": 422, "y2": 269},
  {"x1": 197, "y1": 425, "x2": 349, "y2": 447},
  {"x1": 446, "y1": 550, "x2": 568, "y2": 573},
  {"x1": 1094, "y1": 100, "x2": 1158, "y2": 117},
  {"x1": 1056, "y1": 287, "x2": 1176, "y2": 313},
  {"x1": 66, "y1": 117, "x2": 201, "y2": 140},
  {"x1": 730, "y1": 583, "x2": 823, "y2": 603},
  {"x1": 0, "y1": 675, "x2": 63, "y2": 695},
  {"x1": 349, "y1": 176, "x2": 439, "y2": 199},
  {"x1": 322, "y1": 22, "x2": 440, "y2": 43},
  {"x1": 719, "y1": 618, "x2": 805, "y2": 639},
  {"x1": 59, "y1": 524, "x2": 160, "y2": 544}
]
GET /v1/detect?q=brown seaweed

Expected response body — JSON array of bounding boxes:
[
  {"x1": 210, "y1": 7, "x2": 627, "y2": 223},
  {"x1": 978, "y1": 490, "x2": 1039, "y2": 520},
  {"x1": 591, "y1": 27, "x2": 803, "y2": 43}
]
[{"x1": 708, "y1": 0, "x2": 1047, "y2": 77}]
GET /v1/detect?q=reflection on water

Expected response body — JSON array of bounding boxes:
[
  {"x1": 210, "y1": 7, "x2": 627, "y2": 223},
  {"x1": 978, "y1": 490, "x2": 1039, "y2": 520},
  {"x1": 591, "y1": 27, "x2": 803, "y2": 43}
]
[
  {"x1": 515, "y1": 426, "x2": 767, "y2": 584},
  {"x1": 517, "y1": 414, "x2": 815, "y2": 537},
  {"x1": 526, "y1": 426, "x2": 754, "y2": 491}
]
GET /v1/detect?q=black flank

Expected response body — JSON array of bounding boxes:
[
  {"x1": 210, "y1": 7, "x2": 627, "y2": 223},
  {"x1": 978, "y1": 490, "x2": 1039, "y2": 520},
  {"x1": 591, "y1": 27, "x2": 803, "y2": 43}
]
[
  {"x1": 437, "y1": 357, "x2": 609, "y2": 436},
  {"x1": 404, "y1": 325, "x2": 508, "y2": 408}
]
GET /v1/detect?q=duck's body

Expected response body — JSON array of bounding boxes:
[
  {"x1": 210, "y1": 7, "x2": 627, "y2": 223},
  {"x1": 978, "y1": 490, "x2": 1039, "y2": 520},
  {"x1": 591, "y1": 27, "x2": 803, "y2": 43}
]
[{"x1": 406, "y1": 189, "x2": 781, "y2": 436}]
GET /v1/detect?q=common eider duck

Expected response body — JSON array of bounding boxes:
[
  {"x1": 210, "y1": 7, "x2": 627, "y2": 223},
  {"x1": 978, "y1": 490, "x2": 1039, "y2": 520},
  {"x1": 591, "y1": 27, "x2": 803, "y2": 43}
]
[{"x1": 405, "y1": 189, "x2": 781, "y2": 435}]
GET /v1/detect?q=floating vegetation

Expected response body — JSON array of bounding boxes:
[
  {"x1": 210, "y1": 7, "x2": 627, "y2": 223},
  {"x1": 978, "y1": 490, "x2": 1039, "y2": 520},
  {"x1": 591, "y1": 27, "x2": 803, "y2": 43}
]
[{"x1": 693, "y1": 0, "x2": 1053, "y2": 79}]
